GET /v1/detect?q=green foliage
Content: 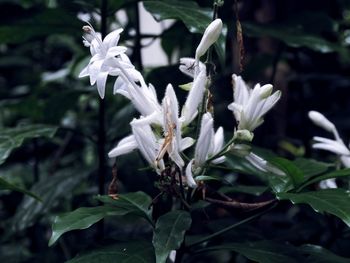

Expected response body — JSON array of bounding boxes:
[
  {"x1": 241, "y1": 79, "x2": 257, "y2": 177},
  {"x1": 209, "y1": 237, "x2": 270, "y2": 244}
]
[
  {"x1": 66, "y1": 241, "x2": 155, "y2": 263},
  {"x1": 0, "y1": 124, "x2": 57, "y2": 165},
  {"x1": 0, "y1": 177, "x2": 40, "y2": 200},
  {"x1": 278, "y1": 189, "x2": 350, "y2": 227},
  {"x1": 153, "y1": 210, "x2": 192, "y2": 263},
  {"x1": 96, "y1": 192, "x2": 153, "y2": 224}
]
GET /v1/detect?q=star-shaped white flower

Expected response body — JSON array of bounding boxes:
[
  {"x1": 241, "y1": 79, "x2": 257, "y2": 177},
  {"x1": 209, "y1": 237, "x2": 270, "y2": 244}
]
[
  {"x1": 79, "y1": 25, "x2": 136, "y2": 99},
  {"x1": 228, "y1": 74, "x2": 281, "y2": 140}
]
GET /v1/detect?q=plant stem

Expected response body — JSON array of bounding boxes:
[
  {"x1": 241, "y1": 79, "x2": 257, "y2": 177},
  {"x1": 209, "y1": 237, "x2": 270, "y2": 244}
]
[
  {"x1": 187, "y1": 203, "x2": 277, "y2": 248},
  {"x1": 133, "y1": 2, "x2": 143, "y2": 71},
  {"x1": 97, "y1": 0, "x2": 108, "y2": 241}
]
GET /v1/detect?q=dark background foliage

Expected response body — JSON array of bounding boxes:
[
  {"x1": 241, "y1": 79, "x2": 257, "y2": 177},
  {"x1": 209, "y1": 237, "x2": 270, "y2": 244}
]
[{"x1": 1, "y1": 0, "x2": 350, "y2": 262}]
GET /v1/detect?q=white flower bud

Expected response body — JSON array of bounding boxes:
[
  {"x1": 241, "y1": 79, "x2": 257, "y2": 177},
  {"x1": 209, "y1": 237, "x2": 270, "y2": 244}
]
[
  {"x1": 259, "y1": 84, "x2": 273, "y2": 99},
  {"x1": 195, "y1": 19, "x2": 223, "y2": 60},
  {"x1": 234, "y1": 129, "x2": 254, "y2": 142},
  {"x1": 308, "y1": 111, "x2": 335, "y2": 133}
]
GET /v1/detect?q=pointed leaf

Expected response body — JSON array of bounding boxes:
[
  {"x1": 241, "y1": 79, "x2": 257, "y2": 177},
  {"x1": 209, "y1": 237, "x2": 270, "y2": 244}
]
[
  {"x1": 277, "y1": 189, "x2": 350, "y2": 226},
  {"x1": 49, "y1": 206, "x2": 129, "y2": 246},
  {"x1": 67, "y1": 241, "x2": 155, "y2": 263},
  {"x1": 0, "y1": 177, "x2": 41, "y2": 201},
  {"x1": 153, "y1": 210, "x2": 192, "y2": 263},
  {"x1": 96, "y1": 192, "x2": 153, "y2": 225},
  {"x1": 0, "y1": 124, "x2": 57, "y2": 165},
  {"x1": 269, "y1": 157, "x2": 304, "y2": 186},
  {"x1": 197, "y1": 241, "x2": 350, "y2": 263},
  {"x1": 293, "y1": 158, "x2": 332, "y2": 179}
]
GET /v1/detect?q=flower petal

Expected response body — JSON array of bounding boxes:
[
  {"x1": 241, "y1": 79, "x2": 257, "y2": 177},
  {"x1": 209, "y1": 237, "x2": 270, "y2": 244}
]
[
  {"x1": 185, "y1": 160, "x2": 197, "y2": 188},
  {"x1": 108, "y1": 135, "x2": 138, "y2": 157}
]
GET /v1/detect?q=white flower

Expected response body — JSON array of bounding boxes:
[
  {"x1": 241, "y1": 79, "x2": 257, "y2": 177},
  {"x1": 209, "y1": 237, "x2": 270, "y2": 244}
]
[
  {"x1": 108, "y1": 119, "x2": 164, "y2": 172},
  {"x1": 179, "y1": 57, "x2": 205, "y2": 78},
  {"x1": 309, "y1": 111, "x2": 350, "y2": 168},
  {"x1": 156, "y1": 84, "x2": 194, "y2": 168},
  {"x1": 195, "y1": 19, "x2": 223, "y2": 61},
  {"x1": 185, "y1": 113, "x2": 225, "y2": 188},
  {"x1": 319, "y1": 178, "x2": 337, "y2": 189},
  {"x1": 228, "y1": 74, "x2": 281, "y2": 138},
  {"x1": 79, "y1": 25, "x2": 131, "y2": 99},
  {"x1": 245, "y1": 153, "x2": 285, "y2": 176},
  {"x1": 181, "y1": 69, "x2": 208, "y2": 125}
]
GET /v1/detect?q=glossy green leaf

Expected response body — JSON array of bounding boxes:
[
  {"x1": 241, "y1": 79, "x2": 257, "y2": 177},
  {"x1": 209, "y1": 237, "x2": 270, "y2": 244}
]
[
  {"x1": 269, "y1": 157, "x2": 304, "y2": 186},
  {"x1": 0, "y1": 124, "x2": 57, "y2": 165},
  {"x1": 143, "y1": 0, "x2": 225, "y2": 61},
  {"x1": 277, "y1": 189, "x2": 350, "y2": 226},
  {"x1": 67, "y1": 240, "x2": 155, "y2": 263},
  {"x1": 195, "y1": 175, "x2": 222, "y2": 182},
  {"x1": 153, "y1": 210, "x2": 192, "y2": 263},
  {"x1": 144, "y1": 0, "x2": 211, "y2": 34},
  {"x1": 96, "y1": 192, "x2": 153, "y2": 225},
  {"x1": 12, "y1": 168, "x2": 88, "y2": 232},
  {"x1": 293, "y1": 158, "x2": 332, "y2": 179},
  {"x1": 197, "y1": 241, "x2": 350, "y2": 263},
  {"x1": 0, "y1": 177, "x2": 41, "y2": 200},
  {"x1": 49, "y1": 206, "x2": 129, "y2": 246},
  {"x1": 243, "y1": 22, "x2": 346, "y2": 54},
  {"x1": 297, "y1": 168, "x2": 350, "y2": 191}
]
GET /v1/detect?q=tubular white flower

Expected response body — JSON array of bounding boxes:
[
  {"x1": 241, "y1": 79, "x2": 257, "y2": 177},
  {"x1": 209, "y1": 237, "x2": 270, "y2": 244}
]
[
  {"x1": 195, "y1": 19, "x2": 223, "y2": 61},
  {"x1": 182, "y1": 70, "x2": 208, "y2": 125},
  {"x1": 312, "y1": 136, "x2": 350, "y2": 156},
  {"x1": 179, "y1": 57, "x2": 206, "y2": 78},
  {"x1": 319, "y1": 178, "x2": 337, "y2": 189},
  {"x1": 228, "y1": 74, "x2": 281, "y2": 137},
  {"x1": 79, "y1": 25, "x2": 130, "y2": 99},
  {"x1": 185, "y1": 160, "x2": 197, "y2": 188},
  {"x1": 308, "y1": 111, "x2": 340, "y2": 141},
  {"x1": 108, "y1": 135, "x2": 137, "y2": 158},
  {"x1": 245, "y1": 153, "x2": 285, "y2": 176},
  {"x1": 195, "y1": 113, "x2": 214, "y2": 168}
]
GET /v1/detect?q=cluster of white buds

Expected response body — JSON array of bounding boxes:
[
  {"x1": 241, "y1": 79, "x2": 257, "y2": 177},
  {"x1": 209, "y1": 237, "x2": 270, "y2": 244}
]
[
  {"x1": 309, "y1": 111, "x2": 350, "y2": 188},
  {"x1": 79, "y1": 18, "x2": 283, "y2": 188}
]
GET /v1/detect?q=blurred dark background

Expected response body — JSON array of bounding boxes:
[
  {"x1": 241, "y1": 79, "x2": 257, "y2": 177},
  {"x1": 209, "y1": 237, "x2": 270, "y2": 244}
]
[{"x1": 1, "y1": 0, "x2": 350, "y2": 262}]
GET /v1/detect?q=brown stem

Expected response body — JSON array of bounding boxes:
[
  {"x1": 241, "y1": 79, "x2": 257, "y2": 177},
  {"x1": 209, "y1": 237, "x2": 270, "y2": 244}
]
[{"x1": 205, "y1": 197, "x2": 276, "y2": 211}]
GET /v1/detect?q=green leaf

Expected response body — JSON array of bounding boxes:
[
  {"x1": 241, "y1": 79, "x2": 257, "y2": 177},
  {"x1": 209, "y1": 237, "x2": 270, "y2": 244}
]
[
  {"x1": 49, "y1": 206, "x2": 128, "y2": 246},
  {"x1": 67, "y1": 240, "x2": 155, "y2": 263},
  {"x1": 198, "y1": 241, "x2": 302, "y2": 263},
  {"x1": 269, "y1": 157, "x2": 304, "y2": 186},
  {"x1": 277, "y1": 189, "x2": 350, "y2": 226},
  {"x1": 268, "y1": 174, "x2": 293, "y2": 194},
  {"x1": 0, "y1": 124, "x2": 57, "y2": 165},
  {"x1": 179, "y1": 82, "x2": 192, "y2": 91},
  {"x1": 297, "y1": 168, "x2": 350, "y2": 191},
  {"x1": 243, "y1": 22, "x2": 347, "y2": 54},
  {"x1": 0, "y1": 177, "x2": 41, "y2": 201},
  {"x1": 153, "y1": 210, "x2": 192, "y2": 263},
  {"x1": 197, "y1": 241, "x2": 350, "y2": 263},
  {"x1": 293, "y1": 158, "x2": 332, "y2": 179},
  {"x1": 12, "y1": 168, "x2": 88, "y2": 232},
  {"x1": 144, "y1": 0, "x2": 211, "y2": 34},
  {"x1": 143, "y1": 0, "x2": 225, "y2": 62},
  {"x1": 195, "y1": 175, "x2": 222, "y2": 182},
  {"x1": 96, "y1": 191, "x2": 153, "y2": 225}
]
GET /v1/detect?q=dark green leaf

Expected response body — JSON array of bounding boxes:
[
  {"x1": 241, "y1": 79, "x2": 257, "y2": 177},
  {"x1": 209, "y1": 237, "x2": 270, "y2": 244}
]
[
  {"x1": 197, "y1": 241, "x2": 350, "y2": 263},
  {"x1": 293, "y1": 158, "x2": 332, "y2": 179},
  {"x1": 0, "y1": 177, "x2": 41, "y2": 200},
  {"x1": 269, "y1": 157, "x2": 304, "y2": 186},
  {"x1": 153, "y1": 210, "x2": 192, "y2": 263},
  {"x1": 0, "y1": 124, "x2": 57, "y2": 165},
  {"x1": 198, "y1": 241, "x2": 302, "y2": 263},
  {"x1": 144, "y1": 0, "x2": 225, "y2": 62},
  {"x1": 12, "y1": 168, "x2": 88, "y2": 232},
  {"x1": 96, "y1": 192, "x2": 153, "y2": 225},
  {"x1": 268, "y1": 174, "x2": 293, "y2": 194},
  {"x1": 67, "y1": 240, "x2": 155, "y2": 263},
  {"x1": 297, "y1": 168, "x2": 350, "y2": 191},
  {"x1": 49, "y1": 206, "x2": 129, "y2": 246},
  {"x1": 277, "y1": 189, "x2": 350, "y2": 226},
  {"x1": 243, "y1": 22, "x2": 347, "y2": 54}
]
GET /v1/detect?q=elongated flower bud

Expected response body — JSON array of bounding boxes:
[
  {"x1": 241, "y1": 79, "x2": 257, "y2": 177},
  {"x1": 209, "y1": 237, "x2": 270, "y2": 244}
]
[
  {"x1": 195, "y1": 19, "x2": 223, "y2": 60},
  {"x1": 308, "y1": 111, "x2": 335, "y2": 133}
]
